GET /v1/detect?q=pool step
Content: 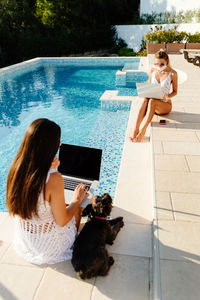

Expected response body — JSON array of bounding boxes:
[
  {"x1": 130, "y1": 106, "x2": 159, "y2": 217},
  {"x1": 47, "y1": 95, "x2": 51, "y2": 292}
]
[
  {"x1": 123, "y1": 62, "x2": 138, "y2": 70},
  {"x1": 116, "y1": 69, "x2": 148, "y2": 87}
]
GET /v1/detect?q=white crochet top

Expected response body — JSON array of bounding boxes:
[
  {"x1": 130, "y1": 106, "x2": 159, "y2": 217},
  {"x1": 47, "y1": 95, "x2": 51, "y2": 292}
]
[{"x1": 13, "y1": 169, "x2": 77, "y2": 264}]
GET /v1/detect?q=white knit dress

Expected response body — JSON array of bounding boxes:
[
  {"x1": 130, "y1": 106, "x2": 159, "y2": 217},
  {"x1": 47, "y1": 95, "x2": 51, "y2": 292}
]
[{"x1": 13, "y1": 169, "x2": 77, "y2": 264}]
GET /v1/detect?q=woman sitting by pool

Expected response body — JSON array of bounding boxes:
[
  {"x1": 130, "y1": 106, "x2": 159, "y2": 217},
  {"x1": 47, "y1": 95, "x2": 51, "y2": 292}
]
[
  {"x1": 130, "y1": 49, "x2": 178, "y2": 142},
  {"x1": 6, "y1": 118, "x2": 88, "y2": 264}
]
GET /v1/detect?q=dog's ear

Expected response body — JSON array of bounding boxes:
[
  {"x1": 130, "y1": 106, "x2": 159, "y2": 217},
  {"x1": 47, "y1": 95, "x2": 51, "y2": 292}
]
[
  {"x1": 101, "y1": 193, "x2": 113, "y2": 204},
  {"x1": 81, "y1": 204, "x2": 94, "y2": 217},
  {"x1": 94, "y1": 201, "x2": 104, "y2": 215},
  {"x1": 94, "y1": 193, "x2": 113, "y2": 216}
]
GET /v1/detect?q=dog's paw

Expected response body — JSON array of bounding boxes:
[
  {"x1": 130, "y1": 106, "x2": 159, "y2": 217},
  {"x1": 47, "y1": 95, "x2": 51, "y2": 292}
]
[
  {"x1": 118, "y1": 219, "x2": 124, "y2": 228},
  {"x1": 116, "y1": 217, "x2": 124, "y2": 228},
  {"x1": 116, "y1": 216, "x2": 123, "y2": 222},
  {"x1": 107, "y1": 240, "x2": 113, "y2": 245},
  {"x1": 109, "y1": 256, "x2": 114, "y2": 266}
]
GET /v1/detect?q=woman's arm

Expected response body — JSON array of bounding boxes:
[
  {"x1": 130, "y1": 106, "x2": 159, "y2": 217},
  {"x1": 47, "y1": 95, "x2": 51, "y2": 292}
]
[
  {"x1": 148, "y1": 68, "x2": 154, "y2": 83},
  {"x1": 168, "y1": 71, "x2": 178, "y2": 98},
  {"x1": 46, "y1": 172, "x2": 87, "y2": 227}
]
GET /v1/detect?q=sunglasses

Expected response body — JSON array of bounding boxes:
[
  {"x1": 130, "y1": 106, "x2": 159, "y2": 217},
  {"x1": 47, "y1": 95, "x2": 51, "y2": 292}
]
[{"x1": 154, "y1": 63, "x2": 165, "y2": 66}]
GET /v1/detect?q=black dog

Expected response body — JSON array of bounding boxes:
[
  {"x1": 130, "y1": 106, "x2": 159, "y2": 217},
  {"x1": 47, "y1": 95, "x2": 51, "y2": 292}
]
[{"x1": 71, "y1": 193, "x2": 124, "y2": 279}]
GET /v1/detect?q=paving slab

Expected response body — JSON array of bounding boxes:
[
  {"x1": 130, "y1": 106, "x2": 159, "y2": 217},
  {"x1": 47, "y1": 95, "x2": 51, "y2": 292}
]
[
  {"x1": 180, "y1": 106, "x2": 200, "y2": 113},
  {"x1": 152, "y1": 129, "x2": 198, "y2": 142},
  {"x1": 171, "y1": 192, "x2": 200, "y2": 222},
  {"x1": 0, "y1": 212, "x2": 8, "y2": 226},
  {"x1": 152, "y1": 141, "x2": 163, "y2": 154},
  {"x1": 151, "y1": 121, "x2": 177, "y2": 130},
  {"x1": 196, "y1": 131, "x2": 200, "y2": 141},
  {"x1": 165, "y1": 111, "x2": 200, "y2": 123},
  {"x1": 114, "y1": 152, "x2": 153, "y2": 223},
  {"x1": 108, "y1": 223, "x2": 152, "y2": 258},
  {"x1": 175, "y1": 122, "x2": 200, "y2": 131},
  {"x1": 0, "y1": 213, "x2": 14, "y2": 242},
  {"x1": 163, "y1": 141, "x2": 200, "y2": 155},
  {"x1": 91, "y1": 255, "x2": 149, "y2": 300},
  {"x1": 160, "y1": 259, "x2": 200, "y2": 300},
  {"x1": 155, "y1": 192, "x2": 174, "y2": 221},
  {"x1": 0, "y1": 244, "x2": 48, "y2": 268},
  {"x1": 0, "y1": 263, "x2": 44, "y2": 300},
  {"x1": 154, "y1": 154, "x2": 189, "y2": 172},
  {"x1": 0, "y1": 241, "x2": 11, "y2": 260},
  {"x1": 155, "y1": 170, "x2": 200, "y2": 193},
  {"x1": 34, "y1": 260, "x2": 95, "y2": 300},
  {"x1": 110, "y1": 206, "x2": 150, "y2": 225},
  {"x1": 185, "y1": 155, "x2": 200, "y2": 172},
  {"x1": 158, "y1": 220, "x2": 200, "y2": 263}
]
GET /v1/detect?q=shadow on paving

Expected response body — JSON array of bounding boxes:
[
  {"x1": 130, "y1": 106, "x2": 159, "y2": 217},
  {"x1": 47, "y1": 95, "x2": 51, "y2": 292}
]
[
  {"x1": 0, "y1": 282, "x2": 18, "y2": 300},
  {"x1": 152, "y1": 110, "x2": 200, "y2": 130}
]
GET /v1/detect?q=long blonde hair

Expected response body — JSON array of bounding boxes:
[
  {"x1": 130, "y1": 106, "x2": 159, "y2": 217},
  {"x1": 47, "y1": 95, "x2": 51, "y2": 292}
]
[{"x1": 155, "y1": 49, "x2": 171, "y2": 68}]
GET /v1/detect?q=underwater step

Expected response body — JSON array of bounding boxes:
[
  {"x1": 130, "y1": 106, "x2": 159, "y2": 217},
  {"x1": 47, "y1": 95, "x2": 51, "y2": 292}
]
[
  {"x1": 123, "y1": 63, "x2": 139, "y2": 70},
  {"x1": 116, "y1": 70, "x2": 148, "y2": 87}
]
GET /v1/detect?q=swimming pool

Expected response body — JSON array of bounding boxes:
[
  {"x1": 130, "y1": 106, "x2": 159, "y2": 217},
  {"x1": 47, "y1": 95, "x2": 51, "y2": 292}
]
[{"x1": 0, "y1": 58, "x2": 145, "y2": 211}]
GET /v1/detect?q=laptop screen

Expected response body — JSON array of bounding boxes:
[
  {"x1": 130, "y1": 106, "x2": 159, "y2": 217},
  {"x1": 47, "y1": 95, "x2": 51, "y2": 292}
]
[{"x1": 58, "y1": 143, "x2": 102, "y2": 181}]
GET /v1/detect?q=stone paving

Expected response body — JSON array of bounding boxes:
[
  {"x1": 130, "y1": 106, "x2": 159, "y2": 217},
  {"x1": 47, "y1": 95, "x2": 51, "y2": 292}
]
[{"x1": 150, "y1": 54, "x2": 200, "y2": 300}]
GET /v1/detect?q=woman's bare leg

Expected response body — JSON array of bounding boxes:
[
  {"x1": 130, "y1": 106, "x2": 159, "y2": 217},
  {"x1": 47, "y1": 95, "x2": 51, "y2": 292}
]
[
  {"x1": 134, "y1": 99, "x2": 172, "y2": 142},
  {"x1": 129, "y1": 98, "x2": 149, "y2": 141}
]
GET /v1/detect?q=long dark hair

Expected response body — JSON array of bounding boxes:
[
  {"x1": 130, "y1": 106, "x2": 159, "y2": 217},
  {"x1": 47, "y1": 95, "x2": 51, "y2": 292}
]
[{"x1": 6, "y1": 118, "x2": 61, "y2": 219}]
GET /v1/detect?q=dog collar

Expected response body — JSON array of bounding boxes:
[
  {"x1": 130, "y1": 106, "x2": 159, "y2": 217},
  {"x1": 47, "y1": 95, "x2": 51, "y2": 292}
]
[{"x1": 93, "y1": 216, "x2": 107, "y2": 220}]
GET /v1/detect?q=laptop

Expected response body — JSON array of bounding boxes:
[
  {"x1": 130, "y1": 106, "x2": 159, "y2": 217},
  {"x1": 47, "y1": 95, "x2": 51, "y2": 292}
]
[
  {"x1": 58, "y1": 143, "x2": 102, "y2": 208},
  {"x1": 136, "y1": 82, "x2": 164, "y2": 100}
]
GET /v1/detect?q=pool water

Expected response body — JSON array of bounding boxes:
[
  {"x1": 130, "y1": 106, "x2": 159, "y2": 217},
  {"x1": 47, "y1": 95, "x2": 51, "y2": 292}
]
[{"x1": 0, "y1": 64, "x2": 138, "y2": 211}]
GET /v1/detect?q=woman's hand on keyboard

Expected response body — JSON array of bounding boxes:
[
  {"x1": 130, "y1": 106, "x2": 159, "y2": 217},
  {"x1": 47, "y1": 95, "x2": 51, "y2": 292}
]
[{"x1": 72, "y1": 184, "x2": 88, "y2": 204}]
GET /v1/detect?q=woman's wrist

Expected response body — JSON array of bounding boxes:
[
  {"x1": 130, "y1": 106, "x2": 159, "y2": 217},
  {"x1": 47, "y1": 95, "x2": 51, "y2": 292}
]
[{"x1": 71, "y1": 196, "x2": 81, "y2": 204}]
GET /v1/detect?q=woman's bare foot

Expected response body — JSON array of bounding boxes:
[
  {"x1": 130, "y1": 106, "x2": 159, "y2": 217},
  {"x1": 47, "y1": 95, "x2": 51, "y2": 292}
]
[
  {"x1": 133, "y1": 128, "x2": 146, "y2": 142},
  {"x1": 129, "y1": 128, "x2": 139, "y2": 142}
]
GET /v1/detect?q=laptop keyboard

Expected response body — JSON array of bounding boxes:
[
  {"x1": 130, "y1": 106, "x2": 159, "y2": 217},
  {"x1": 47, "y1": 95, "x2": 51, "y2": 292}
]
[{"x1": 63, "y1": 178, "x2": 91, "y2": 191}]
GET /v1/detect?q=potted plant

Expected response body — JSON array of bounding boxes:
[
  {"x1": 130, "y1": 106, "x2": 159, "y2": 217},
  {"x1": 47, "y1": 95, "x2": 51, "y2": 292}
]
[
  {"x1": 145, "y1": 26, "x2": 165, "y2": 54},
  {"x1": 166, "y1": 28, "x2": 187, "y2": 53},
  {"x1": 186, "y1": 32, "x2": 200, "y2": 49},
  {"x1": 145, "y1": 26, "x2": 187, "y2": 54}
]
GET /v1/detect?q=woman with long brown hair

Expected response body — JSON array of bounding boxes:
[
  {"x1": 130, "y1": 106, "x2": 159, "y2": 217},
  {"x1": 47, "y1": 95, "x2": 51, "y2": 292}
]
[
  {"x1": 6, "y1": 118, "x2": 88, "y2": 264},
  {"x1": 129, "y1": 49, "x2": 178, "y2": 142}
]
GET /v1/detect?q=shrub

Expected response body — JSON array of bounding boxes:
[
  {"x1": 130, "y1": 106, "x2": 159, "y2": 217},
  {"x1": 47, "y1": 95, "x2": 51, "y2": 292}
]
[
  {"x1": 186, "y1": 32, "x2": 200, "y2": 43},
  {"x1": 110, "y1": 37, "x2": 127, "y2": 54},
  {"x1": 145, "y1": 26, "x2": 187, "y2": 43},
  {"x1": 136, "y1": 49, "x2": 147, "y2": 56},
  {"x1": 131, "y1": 9, "x2": 200, "y2": 24},
  {"x1": 118, "y1": 47, "x2": 137, "y2": 56}
]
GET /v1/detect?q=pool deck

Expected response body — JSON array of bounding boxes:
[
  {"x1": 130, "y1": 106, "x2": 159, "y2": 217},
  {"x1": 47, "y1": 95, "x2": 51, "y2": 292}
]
[
  {"x1": 0, "y1": 54, "x2": 200, "y2": 299},
  {"x1": 149, "y1": 54, "x2": 200, "y2": 300}
]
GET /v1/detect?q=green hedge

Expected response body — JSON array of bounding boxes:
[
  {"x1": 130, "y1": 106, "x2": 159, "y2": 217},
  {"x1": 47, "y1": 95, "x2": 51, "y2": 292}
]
[
  {"x1": 145, "y1": 26, "x2": 200, "y2": 43},
  {"x1": 0, "y1": 0, "x2": 138, "y2": 67},
  {"x1": 131, "y1": 9, "x2": 200, "y2": 24}
]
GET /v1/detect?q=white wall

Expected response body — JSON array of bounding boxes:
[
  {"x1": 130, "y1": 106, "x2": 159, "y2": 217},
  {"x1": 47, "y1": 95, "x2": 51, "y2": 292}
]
[
  {"x1": 140, "y1": 0, "x2": 200, "y2": 15},
  {"x1": 116, "y1": 23, "x2": 200, "y2": 52}
]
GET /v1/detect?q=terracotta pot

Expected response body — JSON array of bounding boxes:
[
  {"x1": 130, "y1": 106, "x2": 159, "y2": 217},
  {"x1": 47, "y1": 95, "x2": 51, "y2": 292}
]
[
  {"x1": 166, "y1": 43, "x2": 185, "y2": 54},
  {"x1": 185, "y1": 43, "x2": 200, "y2": 49},
  {"x1": 147, "y1": 43, "x2": 165, "y2": 54}
]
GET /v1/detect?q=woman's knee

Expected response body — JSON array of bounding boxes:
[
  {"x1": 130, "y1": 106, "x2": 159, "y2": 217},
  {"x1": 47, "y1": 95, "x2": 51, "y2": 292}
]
[
  {"x1": 148, "y1": 98, "x2": 156, "y2": 108},
  {"x1": 143, "y1": 97, "x2": 149, "y2": 105}
]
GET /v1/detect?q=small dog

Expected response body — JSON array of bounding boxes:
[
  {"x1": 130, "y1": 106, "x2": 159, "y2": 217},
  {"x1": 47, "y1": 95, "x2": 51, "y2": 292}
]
[{"x1": 71, "y1": 193, "x2": 124, "y2": 279}]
